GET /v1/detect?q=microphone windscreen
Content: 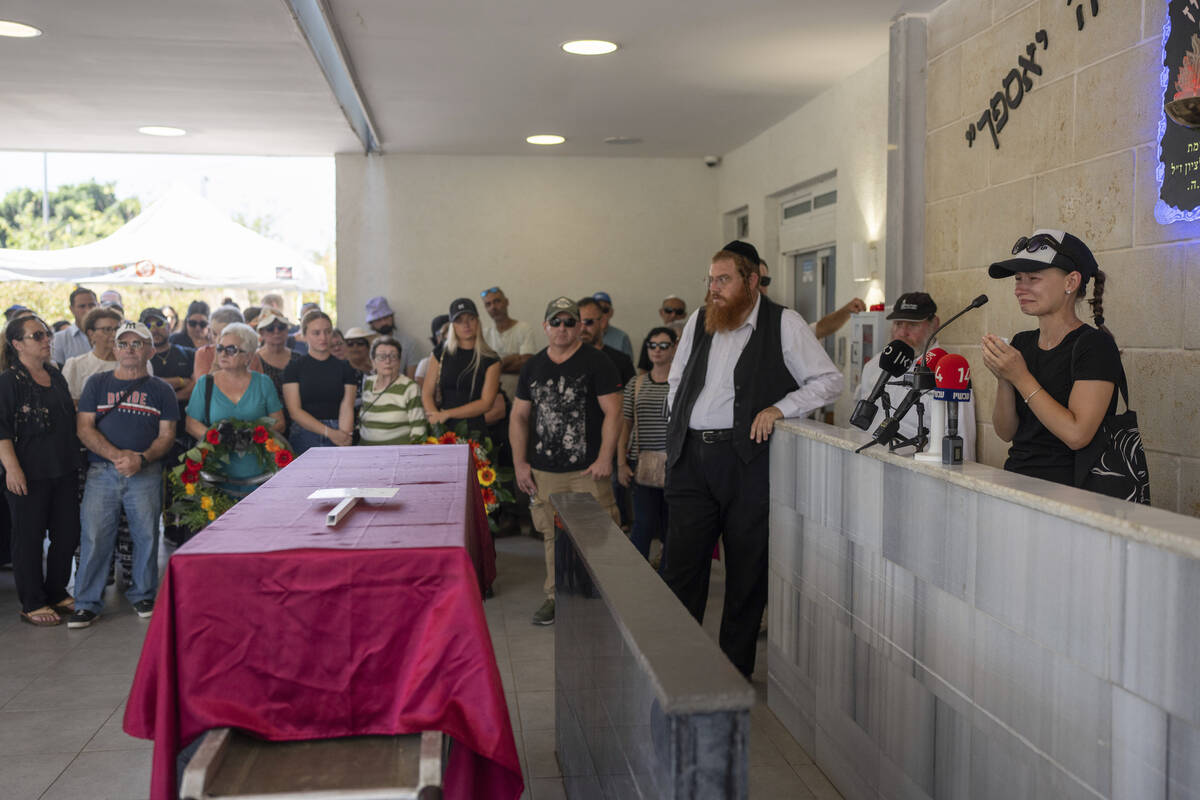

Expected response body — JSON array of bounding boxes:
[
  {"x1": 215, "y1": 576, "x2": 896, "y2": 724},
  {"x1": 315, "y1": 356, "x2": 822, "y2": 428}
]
[
  {"x1": 877, "y1": 340, "x2": 916, "y2": 376},
  {"x1": 934, "y1": 354, "x2": 971, "y2": 390},
  {"x1": 971, "y1": 294, "x2": 989, "y2": 308},
  {"x1": 923, "y1": 347, "x2": 948, "y2": 370}
]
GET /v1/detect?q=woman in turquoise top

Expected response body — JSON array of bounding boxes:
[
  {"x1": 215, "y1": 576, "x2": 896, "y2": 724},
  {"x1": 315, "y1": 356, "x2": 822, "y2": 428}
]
[{"x1": 185, "y1": 323, "x2": 285, "y2": 484}]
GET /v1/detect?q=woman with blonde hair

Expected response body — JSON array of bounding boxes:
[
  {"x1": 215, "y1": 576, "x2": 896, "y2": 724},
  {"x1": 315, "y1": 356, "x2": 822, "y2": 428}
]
[{"x1": 421, "y1": 298, "x2": 500, "y2": 435}]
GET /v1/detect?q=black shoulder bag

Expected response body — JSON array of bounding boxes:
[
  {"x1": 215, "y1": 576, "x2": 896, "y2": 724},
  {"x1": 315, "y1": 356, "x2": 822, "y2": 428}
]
[{"x1": 1070, "y1": 337, "x2": 1151, "y2": 505}]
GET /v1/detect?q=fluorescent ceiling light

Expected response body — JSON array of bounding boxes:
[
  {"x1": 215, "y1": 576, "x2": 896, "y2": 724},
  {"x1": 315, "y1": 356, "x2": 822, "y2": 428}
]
[
  {"x1": 0, "y1": 20, "x2": 41, "y2": 38},
  {"x1": 526, "y1": 134, "x2": 565, "y2": 145},
  {"x1": 561, "y1": 40, "x2": 618, "y2": 55},
  {"x1": 138, "y1": 126, "x2": 187, "y2": 137}
]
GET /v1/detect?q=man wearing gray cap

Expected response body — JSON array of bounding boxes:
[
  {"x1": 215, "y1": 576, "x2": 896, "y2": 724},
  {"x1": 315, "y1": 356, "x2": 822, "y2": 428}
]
[
  {"x1": 365, "y1": 296, "x2": 422, "y2": 378},
  {"x1": 510, "y1": 297, "x2": 623, "y2": 626}
]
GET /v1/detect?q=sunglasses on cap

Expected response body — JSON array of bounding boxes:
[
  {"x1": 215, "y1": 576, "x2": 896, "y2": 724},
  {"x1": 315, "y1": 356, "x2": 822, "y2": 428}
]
[
  {"x1": 546, "y1": 317, "x2": 577, "y2": 328},
  {"x1": 214, "y1": 345, "x2": 246, "y2": 356},
  {"x1": 1011, "y1": 233, "x2": 1077, "y2": 268},
  {"x1": 661, "y1": 305, "x2": 685, "y2": 316},
  {"x1": 480, "y1": 287, "x2": 501, "y2": 298},
  {"x1": 646, "y1": 341, "x2": 674, "y2": 350},
  {"x1": 187, "y1": 318, "x2": 209, "y2": 328}
]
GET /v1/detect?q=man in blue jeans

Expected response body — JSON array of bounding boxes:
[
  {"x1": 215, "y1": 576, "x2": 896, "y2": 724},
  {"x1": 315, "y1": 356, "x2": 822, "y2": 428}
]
[{"x1": 69, "y1": 321, "x2": 179, "y2": 628}]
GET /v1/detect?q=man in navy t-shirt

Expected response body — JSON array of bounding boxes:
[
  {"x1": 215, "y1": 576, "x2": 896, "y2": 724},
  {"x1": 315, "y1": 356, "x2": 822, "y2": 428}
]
[{"x1": 69, "y1": 321, "x2": 179, "y2": 628}]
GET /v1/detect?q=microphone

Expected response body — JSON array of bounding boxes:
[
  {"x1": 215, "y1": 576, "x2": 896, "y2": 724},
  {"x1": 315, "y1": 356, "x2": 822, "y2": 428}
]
[
  {"x1": 933, "y1": 354, "x2": 971, "y2": 465},
  {"x1": 871, "y1": 383, "x2": 924, "y2": 445},
  {"x1": 850, "y1": 340, "x2": 915, "y2": 430},
  {"x1": 910, "y1": 295, "x2": 987, "y2": 393},
  {"x1": 922, "y1": 347, "x2": 948, "y2": 370}
]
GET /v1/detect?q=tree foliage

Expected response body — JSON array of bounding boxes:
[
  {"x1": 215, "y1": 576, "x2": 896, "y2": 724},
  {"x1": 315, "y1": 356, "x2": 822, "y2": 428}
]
[{"x1": 0, "y1": 181, "x2": 140, "y2": 250}]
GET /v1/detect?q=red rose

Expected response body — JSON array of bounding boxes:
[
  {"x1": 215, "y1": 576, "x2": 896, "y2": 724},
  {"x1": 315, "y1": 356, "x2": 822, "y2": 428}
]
[
  {"x1": 180, "y1": 470, "x2": 198, "y2": 484},
  {"x1": 252, "y1": 425, "x2": 269, "y2": 444},
  {"x1": 438, "y1": 432, "x2": 458, "y2": 445},
  {"x1": 184, "y1": 457, "x2": 202, "y2": 471},
  {"x1": 205, "y1": 429, "x2": 221, "y2": 445},
  {"x1": 274, "y1": 450, "x2": 294, "y2": 468}
]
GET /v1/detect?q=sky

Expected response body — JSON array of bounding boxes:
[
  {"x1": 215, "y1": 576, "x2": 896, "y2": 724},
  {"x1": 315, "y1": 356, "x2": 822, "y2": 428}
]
[{"x1": 0, "y1": 151, "x2": 335, "y2": 256}]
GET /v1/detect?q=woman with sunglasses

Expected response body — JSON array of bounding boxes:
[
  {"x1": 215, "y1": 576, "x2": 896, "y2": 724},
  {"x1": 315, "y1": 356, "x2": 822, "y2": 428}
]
[
  {"x1": 282, "y1": 310, "x2": 357, "y2": 454},
  {"x1": 186, "y1": 323, "x2": 284, "y2": 494},
  {"x1": 169, "y1": 300, "x2": 211, "y2": 349},
  {"x1": 981, "y1": 230, "x2": 1124, "y2": 490},
  {"x1": 0, "y1": 316, "x2": 80, "y2": 626},
  {"x1": 358, "y1": 336, "x2": 427, "y2": 445},
  {"x1": 617, "y1": 327, "x2": 677, "y2": 567},
  {"x1": 421, "y1": 298, "x2": 501, "y2": 436},
  {"x1": 256, "y1": 311, "x2": 302, "y2": 428}
]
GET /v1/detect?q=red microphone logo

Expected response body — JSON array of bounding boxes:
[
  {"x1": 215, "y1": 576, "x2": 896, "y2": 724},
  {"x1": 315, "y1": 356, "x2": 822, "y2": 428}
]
[{"x1": 922, "y1": 347, "x2": 948, "y2": 371}]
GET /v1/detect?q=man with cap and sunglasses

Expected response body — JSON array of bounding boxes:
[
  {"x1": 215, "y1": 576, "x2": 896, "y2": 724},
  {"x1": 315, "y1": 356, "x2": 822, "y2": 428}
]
[
  {"x1": 664, "y1": 241, "x2": 843, "y2": 678},
  {"x1": 364, "y1": 296, "x2": 423, "y2": 378},
  {"x1": 854, "y1": 292, "x2": 976, "y2": 460},
  {"x1": 510, "y1": 297, "x2": 623, "y2": 626},
  {"x1": 140, "y1": 308, "x2": 194, "y2": 403}
]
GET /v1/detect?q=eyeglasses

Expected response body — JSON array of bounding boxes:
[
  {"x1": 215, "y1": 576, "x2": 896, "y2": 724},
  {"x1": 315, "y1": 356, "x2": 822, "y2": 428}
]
[
  {"x1": 143, "y1": 318, "x2": 166, "y2": 329},
  {"x1": 546, "y1": 317, "x2": 578, "y2": 328},
  {"x1": 646, "y1": 341, "x2": 674, "y2": 350},
  {"x1": 661, "y1": 306, "x2": 686, "y2": 316},
  {"x1": 261, "y1": 322, "x2": 287, "y2": 333},
  {"x1": 20, "y1": 331, "x2": 51, "y2": 342},
  {"x1": 348, "y1": 339, "x2": 369, "y2": 348},
  {"x1": 214, "y1": 345, "x2": 245, "y2": 356},
  {"x1": 374, "y1": 352, "x2": 400, "y2": 362},
  {"x1": 480, "y1": 287, "x2": 501, "y2": 298},
  {"x1": 187, "y1": 319, "x2": 209, "y2": 328},
  {"x1": 92, "y1": 325, "x2": 120, "y2": 335},
  {"x1": 1011, "y1": 233, "x2": 1076, "y2": 268},
  {"x1": 115, "y1": 340, "x2": 145, "y2": 350},
  {"x1": 705, "y1": 274, "x2": 738, "y2": 289},
  {"x1": 580, "y1": 318, "x2": 598, "y2": 327}
]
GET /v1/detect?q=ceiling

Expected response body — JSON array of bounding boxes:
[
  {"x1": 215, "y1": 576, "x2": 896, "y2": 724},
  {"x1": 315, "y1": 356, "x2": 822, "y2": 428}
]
[{"x1": 0, "y1": 0, "x2": 942, "y2": 158}]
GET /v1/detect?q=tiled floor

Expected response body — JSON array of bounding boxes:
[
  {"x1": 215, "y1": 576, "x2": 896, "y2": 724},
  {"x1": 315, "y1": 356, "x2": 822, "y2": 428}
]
[{"x1": 0, "y1": 533, "x2": 841, "y2": 799}]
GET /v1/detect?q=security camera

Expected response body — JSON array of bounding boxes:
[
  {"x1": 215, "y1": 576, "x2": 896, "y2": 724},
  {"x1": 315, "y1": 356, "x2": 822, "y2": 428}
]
[{"x1": 704, "y1": 155, "x2": 722, "y2": 168}]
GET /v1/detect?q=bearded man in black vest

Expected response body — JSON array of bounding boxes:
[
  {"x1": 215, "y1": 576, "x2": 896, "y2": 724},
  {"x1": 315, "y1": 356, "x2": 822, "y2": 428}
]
[{"x1": 664, "y1": 242, "x2": 844, "y2": 677}]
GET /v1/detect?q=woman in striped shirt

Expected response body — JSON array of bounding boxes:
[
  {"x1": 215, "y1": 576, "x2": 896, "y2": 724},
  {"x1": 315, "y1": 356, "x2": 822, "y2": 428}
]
[{"x1": 357, "y1": 337, "x2": 427, "y2": 445}]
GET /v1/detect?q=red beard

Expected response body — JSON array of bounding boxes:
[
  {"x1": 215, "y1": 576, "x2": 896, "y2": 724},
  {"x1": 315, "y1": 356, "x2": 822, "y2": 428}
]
[{"x1": 704, "y1": 283, "x2": 756, "y2": 333}]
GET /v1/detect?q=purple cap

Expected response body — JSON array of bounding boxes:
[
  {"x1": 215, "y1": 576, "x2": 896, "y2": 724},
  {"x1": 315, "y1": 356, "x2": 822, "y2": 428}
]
[{"x1": 365, "y1": 296, "x2": 394, "y2": 324}]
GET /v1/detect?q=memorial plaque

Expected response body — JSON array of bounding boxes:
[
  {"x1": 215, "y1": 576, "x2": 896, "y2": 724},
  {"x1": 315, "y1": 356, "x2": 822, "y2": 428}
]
[{"x1": 1157, "y1": 0, "x2": 1200, "y2": 223}]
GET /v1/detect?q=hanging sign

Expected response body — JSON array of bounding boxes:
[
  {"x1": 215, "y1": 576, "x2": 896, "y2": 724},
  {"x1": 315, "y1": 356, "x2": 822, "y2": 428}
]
[{"x1": 1156, "y1": 0, "x2": 1200, "y2": 223}]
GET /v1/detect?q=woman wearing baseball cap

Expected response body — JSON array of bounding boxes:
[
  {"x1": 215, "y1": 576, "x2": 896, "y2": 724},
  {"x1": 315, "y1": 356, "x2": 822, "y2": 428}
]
[
  {"x1": 421, "y1": 298, "x2": 500, "y2": 436},
  {"x1": 980, "y1": 230, "x2": 1134, "y2": 495}
]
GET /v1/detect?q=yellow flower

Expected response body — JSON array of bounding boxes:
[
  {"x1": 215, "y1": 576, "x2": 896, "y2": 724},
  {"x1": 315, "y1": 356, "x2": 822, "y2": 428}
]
[
  {"x1": 477, "y1": 466, "x2": 497, "y2": 486},
  {"x1": 185, "y1": 483, "x2": 196, "y2": 495},
  {"x1": 207, "y1": 510, "x2": 216, "y2": 521},
  {"x1": 200, "y1": 496, "x2": 213, "y2": 510},
  {"x1": 425, "y1": 436, "x2": 439, "y2": 444}
]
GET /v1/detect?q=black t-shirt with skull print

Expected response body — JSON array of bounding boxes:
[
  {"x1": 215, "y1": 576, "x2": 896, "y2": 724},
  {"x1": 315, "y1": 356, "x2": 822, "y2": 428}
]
[{"x1": 516, "y1": 344, "x2": 622, "y2": 473}]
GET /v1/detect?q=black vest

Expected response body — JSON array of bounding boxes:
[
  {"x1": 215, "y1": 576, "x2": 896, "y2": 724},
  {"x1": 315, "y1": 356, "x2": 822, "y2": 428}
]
[{"x1": 666, "y1": 296, "x2": 799, "y2": 466}]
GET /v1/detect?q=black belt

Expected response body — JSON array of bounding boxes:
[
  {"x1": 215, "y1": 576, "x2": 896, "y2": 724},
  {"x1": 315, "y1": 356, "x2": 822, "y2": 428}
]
[{"x1": 687, "y1": 428, "x2": 734, "y2": 444}]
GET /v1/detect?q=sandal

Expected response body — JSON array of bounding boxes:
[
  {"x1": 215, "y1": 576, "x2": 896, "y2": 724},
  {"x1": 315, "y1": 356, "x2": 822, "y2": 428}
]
[
  {"x1": 20, "y1": 607, "x2": 62, "y2": 627},
  {"x1": 52, "y1": 597, "x2": 75, "y2": 615}
]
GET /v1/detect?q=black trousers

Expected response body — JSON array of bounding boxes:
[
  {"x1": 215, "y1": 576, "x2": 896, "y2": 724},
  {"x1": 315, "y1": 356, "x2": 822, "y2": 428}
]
[
  {"x1": 663, "y1": 437, "x2": 769, "y2": 678},
  {"x1": 7, "y1": 472, "x2": 80, "y2": 613}
]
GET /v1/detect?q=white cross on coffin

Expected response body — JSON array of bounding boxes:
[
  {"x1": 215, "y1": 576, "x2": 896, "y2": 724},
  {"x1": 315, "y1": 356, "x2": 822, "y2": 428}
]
[{"x1": 306, "y1": 488, "x2": 399, "y2": 527}]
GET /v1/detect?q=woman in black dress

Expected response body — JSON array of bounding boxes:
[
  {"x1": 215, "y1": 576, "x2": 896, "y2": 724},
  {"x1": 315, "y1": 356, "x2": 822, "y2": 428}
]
[
  {"x1": 421, "y1": 298, "x2": 500, "y2": 436},
  {"x1": 0, "y1": 316, "x2": 80, "y2": 626},
  {"x1": 981, "y1": 230, "x2": 1125, "y2": 491}
]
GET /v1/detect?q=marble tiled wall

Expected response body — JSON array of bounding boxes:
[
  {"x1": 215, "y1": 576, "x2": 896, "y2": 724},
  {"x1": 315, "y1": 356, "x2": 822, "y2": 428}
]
[{"x1": 768, "y1": 427, "x2": 1200, "y2": 800}]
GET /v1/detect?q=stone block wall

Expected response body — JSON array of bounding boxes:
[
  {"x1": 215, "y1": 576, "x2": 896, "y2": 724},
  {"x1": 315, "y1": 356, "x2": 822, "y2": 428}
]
[{"x1": 923, "y1": 0, "x2": 1200, "y2": 515}]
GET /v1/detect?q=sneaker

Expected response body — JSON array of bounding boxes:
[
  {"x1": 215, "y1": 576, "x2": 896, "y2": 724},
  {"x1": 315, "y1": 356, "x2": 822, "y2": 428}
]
[
  {"x1": 531, "y1": 598, "x2": 555, "y2": 626},
  {"x1": 67, "y1": 609, "x2": 98, "y2": 629},
  {"x1": 133, "y1": 600, "x2": 154, "y2": 619}
]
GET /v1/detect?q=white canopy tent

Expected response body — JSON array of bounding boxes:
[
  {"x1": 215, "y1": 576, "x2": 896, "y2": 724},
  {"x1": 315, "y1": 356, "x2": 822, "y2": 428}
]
[{"x1": 0, "y1": 188, "x2": 327, "y2": 292}]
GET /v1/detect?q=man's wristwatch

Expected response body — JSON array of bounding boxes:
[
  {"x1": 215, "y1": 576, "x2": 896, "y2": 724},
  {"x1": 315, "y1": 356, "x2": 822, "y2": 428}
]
[{"x1": 139, "y1": 453, "x2": 150, "y2": 468}]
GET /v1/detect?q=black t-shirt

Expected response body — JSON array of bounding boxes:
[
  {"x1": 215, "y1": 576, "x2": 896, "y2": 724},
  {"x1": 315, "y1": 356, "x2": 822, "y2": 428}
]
[
  {"x1": 168, "y1": 331, "x2": 200, "y2": 349},
  {"x1": 149, "y1": 343, "x2": 194, "y2": 380},
  {"x1": 0, "y1": 365, "x2": 79, "y2": 480},
  {"x1": 1004, "y1": 325, "x2": 1122, "y2": 486},
  {"x1": 516, "y1": 345, "x2": 621, "y2": 473},
  {"x1": 438, "y1": 347, "x2": 500, "y2": 432},
  {"x1": 282, "y1": 354, "x2": 358, "y2": 421},
  {"x1": 599, "y1": 345, "x2": 635, "y2": 387}
]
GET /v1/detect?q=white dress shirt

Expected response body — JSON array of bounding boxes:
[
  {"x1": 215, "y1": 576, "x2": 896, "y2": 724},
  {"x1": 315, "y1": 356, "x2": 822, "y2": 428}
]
[
  {"x1": 667, "y1": 295, "x2": 844, "y2": 430},
  {"x1": 855, "y1": 354, "x2": 977, "y2": 461},
  {"x1": 51, "y1": 324, "x2": 91, "y2": 366}
]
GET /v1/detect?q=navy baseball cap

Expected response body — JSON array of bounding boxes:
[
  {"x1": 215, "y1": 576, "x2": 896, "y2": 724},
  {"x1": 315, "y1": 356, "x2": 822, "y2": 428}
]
[{"x1": 988, "y1": 229, "x2": 1099, "y2": 281}]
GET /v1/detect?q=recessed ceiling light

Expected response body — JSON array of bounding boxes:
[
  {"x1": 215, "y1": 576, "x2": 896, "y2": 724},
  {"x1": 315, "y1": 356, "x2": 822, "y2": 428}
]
[
  {"x1": 0, "y1": 20, "x2": 42, "y2": 38},
  {"x1": 138, "y1": 126, "x2": 187, "y2": 137},
  {"x1": 526, "y1": 134, "x2": 565, "y2": 145},
  {"x1": 561, "y1": 40, "x2": 618, "y2": 56}
]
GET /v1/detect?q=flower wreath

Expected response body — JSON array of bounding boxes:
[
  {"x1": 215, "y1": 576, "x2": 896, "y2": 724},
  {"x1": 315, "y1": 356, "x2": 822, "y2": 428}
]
[
  {"x1": 424, "y1": 421, "x2": 514, "y2": 527},
  {"x1": 167, "y1": 417, "x2": 295, "y2": 533}
]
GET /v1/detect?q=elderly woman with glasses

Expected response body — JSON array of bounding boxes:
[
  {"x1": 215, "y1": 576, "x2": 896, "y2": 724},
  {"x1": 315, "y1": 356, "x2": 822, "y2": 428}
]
[
  {"x1": 0, "y1": 316, "x2": 80, "y2": 626},
  {"x1": 358, "y1": 336, "x2": 427, "y2": 445},
  {"x1": 185, "y1": 323, "x2": 284, "y2": 492}
]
